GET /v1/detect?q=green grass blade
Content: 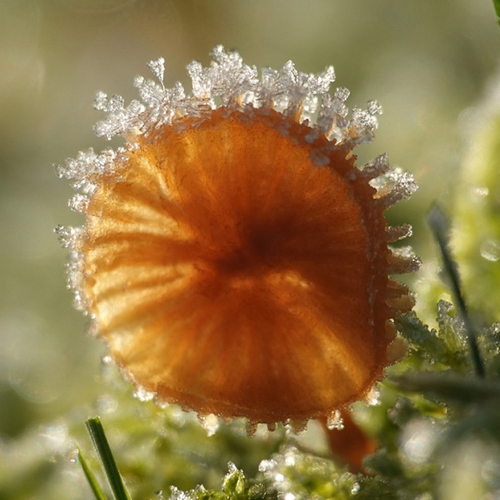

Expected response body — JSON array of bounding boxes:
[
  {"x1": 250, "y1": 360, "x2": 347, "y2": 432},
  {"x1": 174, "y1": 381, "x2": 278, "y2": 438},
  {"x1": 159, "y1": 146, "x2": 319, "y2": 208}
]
[
  {"x1": 494, "y1": 0, "x2": 500, "y2": 27},
  {"x1": 85, "y1": 417, "x2": 133, "y2": 500},
  {"x1": 428, "y1": 204, "x2": 485, "y2": 378},
  {"x1": 77, "y1": 448, "x2": 109, "y2": 500}
]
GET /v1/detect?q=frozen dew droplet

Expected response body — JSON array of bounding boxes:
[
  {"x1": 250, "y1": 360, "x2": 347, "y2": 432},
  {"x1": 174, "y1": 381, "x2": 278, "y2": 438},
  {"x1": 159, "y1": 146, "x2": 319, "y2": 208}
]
[
  {"x1": 284, "y1": 451, "x2": 296, "y2": 467},
  {"x1": 372, "y1": 167, "x2": 418, "y2": 208},
  {"x1": 274, "y1": 473, "x2": 285, "y2": 483},
  {"x1": 326, "y1": 410, "x2": 344, "y2": 430},
  {"x1": 197, "y1": 413, "x2": 219, "y2": 436},
  {"x1": 360, "y1": 153, "x2": 391, "y2": 179},
  {"x1": 169, "y1": 486, "x2": 193, "y2": 500},
  {"x1": 226, "y1": 461, "x2": 238, "y2": 474},
  {"x1": 480, "y1": 239, "x2": 500, "y2": 262},
  {"x1": 387, "y1": 223, "x2": 413, "y2": 242},
  {"x1": 365, "y1": 386, "x2": 381, "y2": 406},
  {"x1": 54, "y1": 225, "x2": 83, "y2": 250},
  {"x1": 69, "y1": 449, "x2": 79, "y2": 464},
  {"x1": 258, "y1": 458, "x2": 277, "y2": 475},
  {"x1": 286, "y1": 419, "x2": 308, "y2": 434},
  {"x1": 102, "y1": 354, "x2": 113, "y2": 365},
  {"x1": 154, "y1": 397, "x2": 170, "y2": 409},
  {"x1": 134, "y1": 386, "x2": 155, "y2": 402}
]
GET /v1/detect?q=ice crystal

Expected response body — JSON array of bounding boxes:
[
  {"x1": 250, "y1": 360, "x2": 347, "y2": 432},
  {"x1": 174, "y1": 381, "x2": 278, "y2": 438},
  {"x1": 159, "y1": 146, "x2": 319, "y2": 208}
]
[
  {"x1": 359, "y1": 153, "x2": 391, "y2": 179},
  {"x1": 68, "y1": 193, "x2": 89, "y2": 213},
  {"x1": 133, "y1": 386, "x2": 155, "y2": 402},
  {"x1": 258, "y1": 446, "x2": 356, "y2": 500},
  {"x1": 58, "y1": 45, "x2": 392, "y2": 187},
  {"x1": 147, "y1": 57, "x2": 165, "y2": 84},
  {"x1": 57, "y1": 45, "x2": 415, "y2": 204},
  {"x1": 198, "y1": 414, "x2": 220, "y2": 437},
  {"x1": 326, "y1": 410, "x2": 345, "y2": 430},
  {"x1": 364, "y1": 386, "x2": 381, "y2": 406},
  {"x1": 396, "y1": 301, "x2": 470, "y2": 372},
  {"x1": 388, "y1": 246, "x2": 421, "y2": 275},
  {"x1": 387, "y1": 223, "x2": 413, "y2": 243},
  {"x1": 55, "y1": 147, "x2": 122, "y2": 193},
  {"x1": 54, "y1": 225, "x2": 83, "y2": 250},
  {"x1": 371, "y1": 167, "x2": 418, "y2": 208}
]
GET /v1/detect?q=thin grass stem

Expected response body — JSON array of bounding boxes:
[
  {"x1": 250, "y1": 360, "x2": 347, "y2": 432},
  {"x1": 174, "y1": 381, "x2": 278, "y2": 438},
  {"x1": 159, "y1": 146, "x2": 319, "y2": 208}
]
[
  {"x1": 428, "y1": 204, "x2": 485, "y2": 378},
  {"x1": 85, "y1": 416, "x2": 133, "y2": 500},
  {"x1": 77, "y1": 447, "x2": 109, "y2": 500},
  {"x1": 493, "y1": 0, "x2": 500, "y2": 29}
]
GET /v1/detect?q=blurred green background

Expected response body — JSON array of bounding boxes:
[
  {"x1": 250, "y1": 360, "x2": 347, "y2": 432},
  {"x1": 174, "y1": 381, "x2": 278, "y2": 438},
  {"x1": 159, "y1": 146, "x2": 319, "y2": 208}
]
[{"x1": 1, "y1": 0, "x2": 499, "y2": 492}]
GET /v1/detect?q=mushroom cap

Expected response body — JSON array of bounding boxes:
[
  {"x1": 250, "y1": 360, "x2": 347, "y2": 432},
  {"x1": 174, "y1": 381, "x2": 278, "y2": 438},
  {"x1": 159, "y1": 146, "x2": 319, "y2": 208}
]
[
  {"x1": 57, "y1": 47, "x2": 418, "y2": 426},
  {"x1": 81, "y1": 106, "x2": 409, "y2": 423}
]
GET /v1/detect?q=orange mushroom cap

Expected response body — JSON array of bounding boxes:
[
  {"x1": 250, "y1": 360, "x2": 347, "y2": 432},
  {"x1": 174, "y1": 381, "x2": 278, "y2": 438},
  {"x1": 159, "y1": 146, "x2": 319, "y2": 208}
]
[{"x1": 56, "y1": 47, "x2": 418, "y2": 427}]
